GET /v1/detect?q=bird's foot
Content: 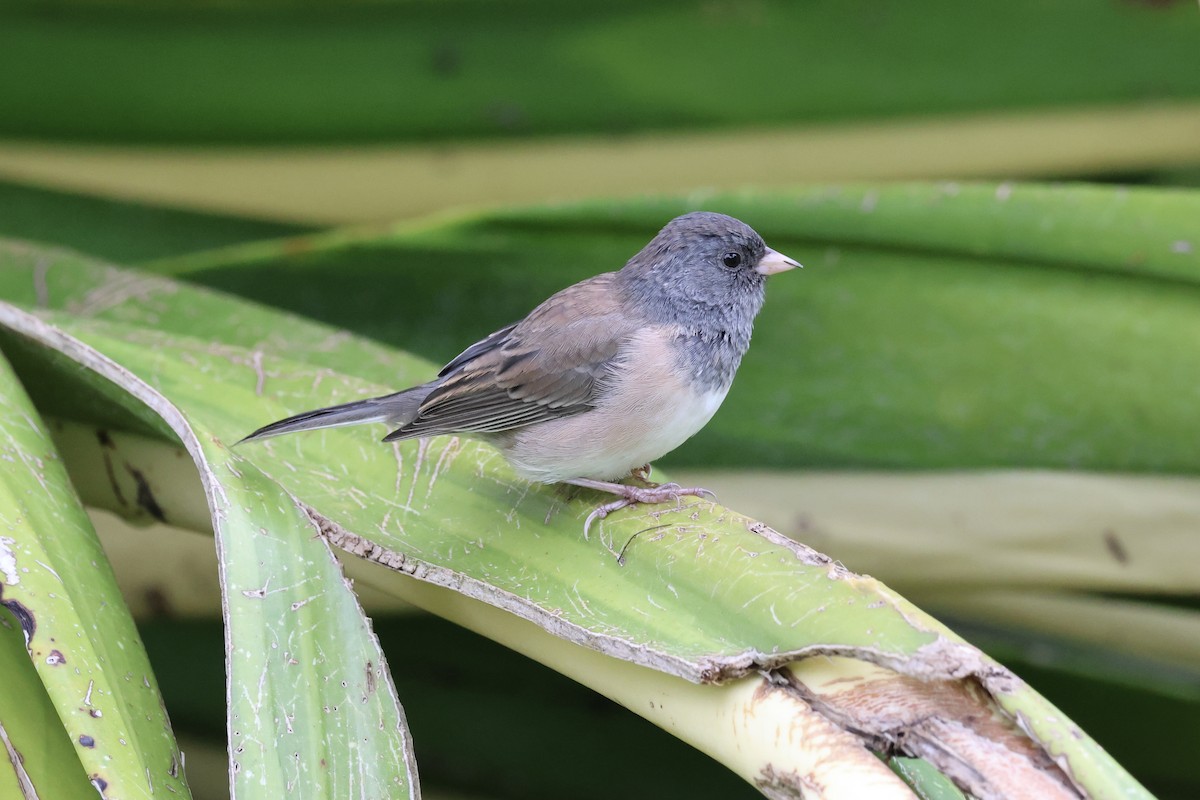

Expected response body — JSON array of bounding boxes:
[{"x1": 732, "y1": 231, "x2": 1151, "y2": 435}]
[{"x1": 562, "y1": 477, "x2": 716, "y2": 540}]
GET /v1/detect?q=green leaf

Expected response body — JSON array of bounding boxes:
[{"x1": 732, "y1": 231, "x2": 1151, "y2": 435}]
[
  {"x1": 0, "y1": 348, "x2": 190, "y2": 799},
  {"x1": 0, "y1": 212, "x2": 1154, "y2": 797},
  {"x1": 151, "y1": 182, "x2": 1200, "y2": 473},
  {"x1": 953, "y1": 616, "x2": 1200, "y2": 797},
  {"x1": 4, "y1": 103, "x2": 1199, "y2": 227},
  {"x1": 0, "y1": 179, "x2": 309, "y2": 264},
  {"x1": 1, "y1": 1, "x2": 1197, "y2": 143},
  {"x1": 13, "y1": 311, "x2": 949, "y2": 678},
  {"x1": 0, "y1": 608, "x2": 96, "y2": 800},
  {"x1": 670, "y1": 469, "x2": 1200, "y2": 598},
  {"x1": 0, "y1": 318, "x2": 421, "y2": 798},
  {"x1": 202, "y1": 435, "x2": 421, "y2": 799},
  {"x1": 891, "y1": 757, "x2": 968, "y2": 800}
]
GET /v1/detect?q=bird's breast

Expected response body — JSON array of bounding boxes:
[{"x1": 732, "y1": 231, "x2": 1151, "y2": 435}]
[{"x1": 668, "y1": 325, "x2": 750, "y2": 394}]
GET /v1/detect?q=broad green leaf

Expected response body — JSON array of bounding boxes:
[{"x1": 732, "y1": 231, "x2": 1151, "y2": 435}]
[
  {"x1": 0, "y1": 226, "x2": 1153, "y2": 798},
  {"x1": 4, "y1": 103, "x2": 1199, "y2": 226},
  {"x1": 8, "y1": 312, "x2": 951, "y2": 678},
  {"x1": 0, "y1": 349, "x2": 190, "y2": 798},
  {"x1": 203, "y1": 435, "x2": 420, "y2": 800},
  {"x1": 0, "y1": 608, "x2": 95, "y2": 800},
  {"x1": 148, "y1": 182, "x2": 1200, "y2": 473},
  {"x1": 0, "y1": 179, "x2": 309, "y2": 264},
  {"x1": 671, "y1": 470, "x2": 1200, "y2": 596},
  {"x1": 0, "y1": 316, "x2": 420, "y2": 798},
  {"x1": 0, "y1": 2, "x2": 1197, "y2": 143}
]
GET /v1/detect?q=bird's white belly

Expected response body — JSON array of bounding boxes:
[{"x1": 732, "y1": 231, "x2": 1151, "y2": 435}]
[
  {"x1": 498, "y1": 328, "x2": 731, "y2": 482},
  {"x1": 616, "y1": 385, "x2": 727, "y2": 470},
  {"x1": 501, "y1": 385, "x2": 728, "y2": 482}
]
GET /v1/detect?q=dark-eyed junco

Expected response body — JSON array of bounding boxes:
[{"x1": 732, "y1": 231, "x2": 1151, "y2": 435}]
[{"x1": 242, "y1": 212, "x2": 800, "y2": 531}]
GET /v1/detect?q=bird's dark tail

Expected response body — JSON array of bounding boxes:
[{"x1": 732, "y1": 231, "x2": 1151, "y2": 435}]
[{"x1": 238, "y1": 383, "x2": 436, "y2": 444}]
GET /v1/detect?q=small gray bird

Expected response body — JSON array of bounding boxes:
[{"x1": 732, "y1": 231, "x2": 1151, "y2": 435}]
[{"x1": 241, "y1": 212, "x2": 800, "y2": 530}]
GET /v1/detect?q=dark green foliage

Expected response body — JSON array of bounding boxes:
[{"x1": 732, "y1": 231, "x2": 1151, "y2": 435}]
[{"x1": 1, "y1": 1, "x2": 1197, "y2": 144}]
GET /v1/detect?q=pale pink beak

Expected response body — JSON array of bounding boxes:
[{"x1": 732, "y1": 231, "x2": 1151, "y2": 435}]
[{"x1": 755, "y1": 247, "x2": 803, "y2": 276}]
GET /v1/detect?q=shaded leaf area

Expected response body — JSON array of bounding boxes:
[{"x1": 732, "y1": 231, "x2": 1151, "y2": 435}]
[
  {"x1": 142, "y1": 612, "x2": 1197, "y2": 800},
  {"x1": 143, "y1": 615, "x2": 763, "y2": 800},
  {"x1": 0, "y1": 349, "x2": 191, "y2": 800},
  {"x1": 0, "y1": 235, "x2": 1151, "y2": 798},
  {"x1": 0, "y1": 1, "x2": 1197, "y2": 144},
  {"x1": 0, "y1": 179, "x2": 310, "y2": 263},
  {"x1": 152, "y1": 182, "x2": 1200, "y2": 473}
]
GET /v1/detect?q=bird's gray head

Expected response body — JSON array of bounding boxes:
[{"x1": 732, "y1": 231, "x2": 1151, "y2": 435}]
[{"x1": 617, "y1": 212, "x2": 799, "y2": 326}]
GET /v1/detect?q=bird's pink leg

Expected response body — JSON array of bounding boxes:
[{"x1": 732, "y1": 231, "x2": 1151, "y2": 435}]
[{"x1": 561, "y1": 476, "x2": 716, "y2": 539}]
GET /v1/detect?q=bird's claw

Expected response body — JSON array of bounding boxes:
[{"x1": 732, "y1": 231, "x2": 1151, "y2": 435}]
[
  {"x1": 582, "y1": 498, "x2": 633, "y2": 539},
  {"x1": 581, "y1": 483, "x2": 717, "y2": 540},
  {"x1": 653, "y1": 482, "x2": 717, "y2": 500}
]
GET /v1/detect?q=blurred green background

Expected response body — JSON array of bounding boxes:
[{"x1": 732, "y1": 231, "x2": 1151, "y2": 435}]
[
  {"x1": 2, "y1": 2, "x2": 1198, "y2": 799},
  {"x1": 2, "y1": 0, "x2": 1198, "y2": 229}
]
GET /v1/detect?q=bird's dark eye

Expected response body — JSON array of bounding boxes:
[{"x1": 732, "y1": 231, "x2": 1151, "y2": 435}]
[{"x1": 722, "y1": 252, "x2": 742, "y2": 268}]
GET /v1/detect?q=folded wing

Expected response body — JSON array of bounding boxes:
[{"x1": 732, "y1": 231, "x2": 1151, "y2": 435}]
[{"x1": 384, "y1": 273, "x2": 641, "y2": 441}]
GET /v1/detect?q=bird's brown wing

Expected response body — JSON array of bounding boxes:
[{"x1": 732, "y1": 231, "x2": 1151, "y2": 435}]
[{"x1": 383, "y1": 273, "x2": 641, "y2": 441}]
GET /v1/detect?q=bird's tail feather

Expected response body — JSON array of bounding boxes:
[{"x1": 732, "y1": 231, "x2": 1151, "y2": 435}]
[{"x1": 238, "y1": 383, "x2": 435, "y2": 444}]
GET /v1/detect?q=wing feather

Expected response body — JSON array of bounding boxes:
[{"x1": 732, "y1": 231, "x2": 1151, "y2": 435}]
[{"x1": 384, "y1": 273, "x2": 642, "y2": 441}]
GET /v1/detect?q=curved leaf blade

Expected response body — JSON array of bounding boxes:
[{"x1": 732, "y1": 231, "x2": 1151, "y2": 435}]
[
  {"x1": 0, "y1": 607, "x2": 96, "y2": 800},
  {"x1": 0, "y1": 349, "x2": 190, "y2": 799},
  {"x1": 0, "y1": 308, "x2": 419, "y2": 800}
]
